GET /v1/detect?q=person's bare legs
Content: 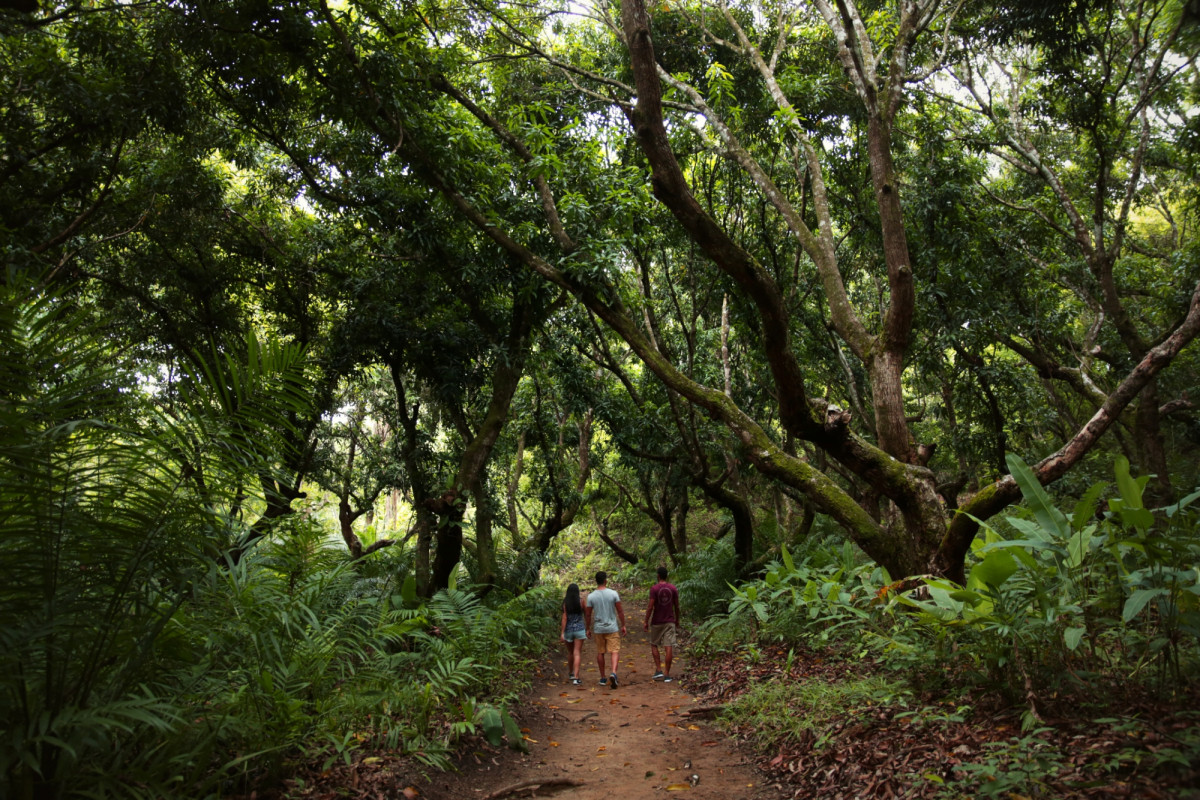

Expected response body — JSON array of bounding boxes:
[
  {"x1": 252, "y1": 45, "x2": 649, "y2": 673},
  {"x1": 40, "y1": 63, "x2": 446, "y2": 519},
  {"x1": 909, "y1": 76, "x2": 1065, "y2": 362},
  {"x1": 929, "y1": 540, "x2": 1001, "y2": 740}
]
[
  {"x1": 571, "y1": 639, "x2": 583, "y2": 679},
  {"x1": 596, "y1": 647, "x2": 606, "y2": 681},
  {"x1": 663, "y1": 644, "x2": 673, "y2": 678},
  {"x1": 650, "y1": 644, "x2": 662, "y2": 675}
]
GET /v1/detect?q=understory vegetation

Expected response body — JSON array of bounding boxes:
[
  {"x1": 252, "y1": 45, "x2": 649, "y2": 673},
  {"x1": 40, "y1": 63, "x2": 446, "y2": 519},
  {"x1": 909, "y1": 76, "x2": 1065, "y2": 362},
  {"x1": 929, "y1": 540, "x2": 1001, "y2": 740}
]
[
  {"x1": 0, "y1": 287, "x2": 553, "y2": 799},
  {"x1": 3, "y1": 0, "x2": 1199, "y2": 797},
  {"x1": 680, "y1": 456, "x2": 1200, "y2": 797}
]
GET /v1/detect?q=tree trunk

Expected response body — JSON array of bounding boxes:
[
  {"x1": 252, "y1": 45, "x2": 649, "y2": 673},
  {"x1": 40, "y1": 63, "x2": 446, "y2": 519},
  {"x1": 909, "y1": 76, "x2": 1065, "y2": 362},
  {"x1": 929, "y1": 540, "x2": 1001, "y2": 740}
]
[
  {"x1": 697, "y1": 479, "x2": 754, "y2": 573},
  {"x1": 472, "y1": 482, "x2": 498, "y2": 589},
  {"x1": 1135, "y1": 378, "x2": 1173, "y2": 505}
]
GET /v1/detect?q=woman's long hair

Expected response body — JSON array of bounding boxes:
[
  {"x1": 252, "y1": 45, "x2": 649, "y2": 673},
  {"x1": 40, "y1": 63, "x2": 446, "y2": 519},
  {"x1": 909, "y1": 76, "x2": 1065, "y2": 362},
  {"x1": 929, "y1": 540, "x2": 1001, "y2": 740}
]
[{"x1": 563, "y1": 583, "x2": 583, "y2": 615}]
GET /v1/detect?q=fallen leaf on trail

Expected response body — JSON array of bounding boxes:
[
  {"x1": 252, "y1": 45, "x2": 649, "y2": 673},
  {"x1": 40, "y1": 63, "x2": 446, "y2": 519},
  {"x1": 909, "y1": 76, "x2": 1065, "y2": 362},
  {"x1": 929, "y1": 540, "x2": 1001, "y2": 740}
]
[
  {"x1": 665, "y1": 783, "x2": 692, "y2": 791},
  {"x1": 560, "y1": 693, "x2": 568, "y2": 697},
  {"x1": 687, "y1": 725, "x2": 701, "y2": 730},
  {"x1": 520, "y1": 728, "x2": 531, "y2": 733},
  {"x1": 701, "y1": 741, "x2": 717, "y2": 747},
  {"x1": 523, "y1": 736, "x2": 537, "y2": 743},
  {"x1": 402, "y1": 787, "x2": 419, "y2": 799},
  {"x1": 567, "y1": 699, "x2": 582, "y2": 704},
  {"x1": 770, "y1": 754, "x2": 785, "y2": 767},
  {"x1": 549, "y1": 741, "x2": 559, "y2": 747},
  {"x1": 362, "y1": 757, "x2": 382, "y2": 766}
]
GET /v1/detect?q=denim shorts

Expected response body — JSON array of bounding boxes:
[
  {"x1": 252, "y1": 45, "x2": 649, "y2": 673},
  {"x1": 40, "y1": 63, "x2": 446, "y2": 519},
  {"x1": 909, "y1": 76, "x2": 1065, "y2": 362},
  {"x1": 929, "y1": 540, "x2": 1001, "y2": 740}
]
[{"x1": 564, "y1": 628, "x2": 587, "y2": 643}]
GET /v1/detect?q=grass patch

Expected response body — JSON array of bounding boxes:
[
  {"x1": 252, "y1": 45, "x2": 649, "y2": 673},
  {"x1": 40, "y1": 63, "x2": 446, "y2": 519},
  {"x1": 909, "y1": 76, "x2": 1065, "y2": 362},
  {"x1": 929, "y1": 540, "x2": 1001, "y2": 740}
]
[{"x1": 719, "y1": 674, "x2": 910, "y2": 751}]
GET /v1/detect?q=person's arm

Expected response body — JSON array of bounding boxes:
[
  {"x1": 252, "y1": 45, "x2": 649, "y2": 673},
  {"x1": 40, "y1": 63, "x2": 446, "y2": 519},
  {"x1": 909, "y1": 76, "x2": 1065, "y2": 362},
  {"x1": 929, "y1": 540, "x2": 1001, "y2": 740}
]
[
  {"x1": 616, "y1": 600, "x2": 627, "y2": 635},
  {"x1": 673, "y1": 589, "x2": 681, "y2": 629},
  {"x1": 644, "y1": 590, "x2": 656, "y2": 631},
  {"x1": 560, "y1": 606, "x2": 567, "y2": 640},
  {"x1": 585, "y1": 596, "x2": 593, "y2": 635}
]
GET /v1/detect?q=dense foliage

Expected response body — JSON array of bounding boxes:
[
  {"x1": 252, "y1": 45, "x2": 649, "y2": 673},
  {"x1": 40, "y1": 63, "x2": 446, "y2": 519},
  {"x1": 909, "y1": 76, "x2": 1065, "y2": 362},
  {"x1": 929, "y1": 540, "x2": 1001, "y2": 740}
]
[{"x1": 1, "y1": 0, "x2": 1197, "y2": 796}]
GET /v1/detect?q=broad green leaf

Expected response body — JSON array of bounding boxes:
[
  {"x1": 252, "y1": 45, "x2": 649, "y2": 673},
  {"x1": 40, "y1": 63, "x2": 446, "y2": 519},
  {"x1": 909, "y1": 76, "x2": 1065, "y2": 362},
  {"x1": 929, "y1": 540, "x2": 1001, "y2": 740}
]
[
  {"x1": 1108, "y1": 500, "x2": 1155, "y2": 530},
  {"x1": 1004, "y1": 517, "x2": 1061, "y2": 545},
  {"x1": 400, "y1": 574, "x2": 417, "y2": 605},
  {"x1": 1163, "y1": 489, "x2": 1200, "y2": 518},
  {"x1": 480, "y1": 707, "x2": 504, "y2": 747},
  {"x1": 502, "y1": 708, "x2": 527, "y2": 753},
  {"x1": 1063, "y1": 626, "x2": 1086, "y2": 651},
  {"x1": 970, "y1": 548, "x2": 1019, "y2": 589},
  {"x1": 1122, "y1": 588, "x2": 1168, "y2": 623},
  {"x1": 1067, "y1": 524, "x2": 1096, "y2": 569},
  {"x1": 1113, "y1": 456, "x2": 1146, "y2": 510},
  {"x1": 950, "y1": 589, "x2": 984, "y2": 607},
  {"x1": 1071, "y1": 481, "x2": 1107, "y2": 529},
  {"x1": 1006, "y1": 453, "x2": 1069, "y2": 539},
  {"x1": 781, "y1": 544, "x2": 795, "y2": 574}
]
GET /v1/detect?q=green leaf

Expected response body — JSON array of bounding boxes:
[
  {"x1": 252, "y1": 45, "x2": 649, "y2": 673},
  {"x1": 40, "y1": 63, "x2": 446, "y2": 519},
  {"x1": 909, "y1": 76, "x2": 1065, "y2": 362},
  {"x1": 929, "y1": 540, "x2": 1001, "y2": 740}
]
[
  {"x1": 400, "y1": 575, "x2": 418, "y2": 606},
  {"x1": 1123, "y1": 588, "x2": 1168, "y2": 623},
  {"x1": 781, "y1": 544, "x2": 795, "y2": 574},
  {"x1": 480, "y1": 707, "x2": 504, "y2": 747},
  {"x1": 970, "y1": 548, "x2": 1019, "y2": 589},
  {"x1": 1113, "y1": 456, "x2": 1145, "y2": 511},
  {"x1": 1005, "y1": 453, "x2": 1069, "y2": 539},
  {"x1": 1063, "y1": 626, "x2": 1086, "y2": 651},
  {"x1": 1003, "y1": 517, "x2": 1061, "y2": 546},
  {"x1": 1163, "y1": 489, "x2": 1200, "y2": 518},
  {"x1": 1067, "y1": 524, "x2": 1095, "y2": 569},
  {"x1": 1071, "y1": 481, "x2": 1107, "y2": 529},
  {"x1": 501, "y1": 708, "x2": 527, "y2": 753}
]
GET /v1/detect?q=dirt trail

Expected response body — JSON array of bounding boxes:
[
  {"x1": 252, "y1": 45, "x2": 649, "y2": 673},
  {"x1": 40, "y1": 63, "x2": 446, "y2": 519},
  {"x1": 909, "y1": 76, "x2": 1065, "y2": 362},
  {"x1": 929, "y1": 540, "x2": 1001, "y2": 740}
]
[{"x1": 423, "y1": 595, "x2": 779, "y2": 800}]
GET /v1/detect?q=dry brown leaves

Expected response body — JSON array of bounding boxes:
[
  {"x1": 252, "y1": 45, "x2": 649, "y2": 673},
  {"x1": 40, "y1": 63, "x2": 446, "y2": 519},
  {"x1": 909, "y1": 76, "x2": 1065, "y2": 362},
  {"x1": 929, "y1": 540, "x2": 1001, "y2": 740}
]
[{"x1": 681, "y1": 644, "x2": 1200, "y2": 799}]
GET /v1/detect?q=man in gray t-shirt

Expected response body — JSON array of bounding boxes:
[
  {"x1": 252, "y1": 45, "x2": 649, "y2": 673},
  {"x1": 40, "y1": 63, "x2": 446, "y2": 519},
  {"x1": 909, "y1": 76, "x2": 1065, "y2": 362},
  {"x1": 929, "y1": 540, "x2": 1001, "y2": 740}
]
[{"x1": 585, "y1": 571, "x2": 627, "y2": 688}]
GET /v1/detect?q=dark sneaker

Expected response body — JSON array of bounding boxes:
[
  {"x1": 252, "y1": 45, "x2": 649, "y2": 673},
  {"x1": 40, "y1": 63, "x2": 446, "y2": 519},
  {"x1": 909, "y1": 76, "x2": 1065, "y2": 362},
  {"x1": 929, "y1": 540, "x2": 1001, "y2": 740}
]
[
  {"x1": 571, "y1": 677, "x2": 582, "y2": 685},
  {"x1": 609, "y1": 672, "x2": 618, "y2": 689},
  {"x1": 598, "y1": 677, "x2": 608, "y2": 687},
  {"x1": 662, "y1": 676, "x2": 672, "y2": 683},
  {"x1": 653, "y1": 671, "x2": 665, "y2": 680}
]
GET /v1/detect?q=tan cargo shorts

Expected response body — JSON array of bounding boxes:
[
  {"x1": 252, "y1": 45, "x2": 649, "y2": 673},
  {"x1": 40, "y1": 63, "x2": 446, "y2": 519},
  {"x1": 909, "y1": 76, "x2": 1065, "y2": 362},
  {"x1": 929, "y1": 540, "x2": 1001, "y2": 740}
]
[
  {"x1": 649, "y1": 623, "x2": 677, "y2": 647},
  {"x1": 595, "y1": 632, "x2": 621, "y2": 654}
]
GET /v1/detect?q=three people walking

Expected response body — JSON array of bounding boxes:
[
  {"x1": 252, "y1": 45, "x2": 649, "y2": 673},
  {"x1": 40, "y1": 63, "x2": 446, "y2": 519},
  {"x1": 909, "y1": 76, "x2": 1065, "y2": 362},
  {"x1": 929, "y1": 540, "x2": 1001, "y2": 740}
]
[{"x1": 563, "y1": 567, "x2": 681, "y2": 687}]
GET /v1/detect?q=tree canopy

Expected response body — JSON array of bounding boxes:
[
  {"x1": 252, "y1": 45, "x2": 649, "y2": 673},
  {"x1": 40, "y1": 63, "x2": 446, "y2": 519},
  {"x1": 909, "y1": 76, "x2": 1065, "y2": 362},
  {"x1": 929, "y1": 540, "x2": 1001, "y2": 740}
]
[{"x1": 3, "y1": 0, "x2": 1197, "y2": 588}]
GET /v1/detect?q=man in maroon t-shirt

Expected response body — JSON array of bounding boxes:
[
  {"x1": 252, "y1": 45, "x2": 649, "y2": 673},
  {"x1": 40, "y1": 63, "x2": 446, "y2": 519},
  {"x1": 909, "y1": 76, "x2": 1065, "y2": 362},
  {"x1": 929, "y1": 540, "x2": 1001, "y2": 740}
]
[{"x1": 643, "y1": 566, "x2": 681, "y2": 682}]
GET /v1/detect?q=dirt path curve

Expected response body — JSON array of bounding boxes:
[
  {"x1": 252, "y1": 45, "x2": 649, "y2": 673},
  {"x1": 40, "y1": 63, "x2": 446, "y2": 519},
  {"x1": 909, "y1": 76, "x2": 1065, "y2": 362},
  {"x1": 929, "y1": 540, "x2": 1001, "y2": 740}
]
[{"x1": 422, "y1": 594, "x2": 780, "y2": 800}]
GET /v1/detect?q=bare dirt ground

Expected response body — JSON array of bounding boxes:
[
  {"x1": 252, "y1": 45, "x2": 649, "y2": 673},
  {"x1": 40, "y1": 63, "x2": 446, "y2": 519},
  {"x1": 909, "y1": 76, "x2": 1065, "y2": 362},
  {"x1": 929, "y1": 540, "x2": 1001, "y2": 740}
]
[{"x1": 421, "y1": 595, "x2": 782, "y2": 800}]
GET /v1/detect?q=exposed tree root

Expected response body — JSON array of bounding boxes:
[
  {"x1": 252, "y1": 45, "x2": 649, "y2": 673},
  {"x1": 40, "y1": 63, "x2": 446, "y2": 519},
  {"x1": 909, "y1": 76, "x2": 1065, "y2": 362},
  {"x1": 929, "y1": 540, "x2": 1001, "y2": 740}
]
[{"x1": 479, "y1": 778, "x2": 583, "y2": 800}]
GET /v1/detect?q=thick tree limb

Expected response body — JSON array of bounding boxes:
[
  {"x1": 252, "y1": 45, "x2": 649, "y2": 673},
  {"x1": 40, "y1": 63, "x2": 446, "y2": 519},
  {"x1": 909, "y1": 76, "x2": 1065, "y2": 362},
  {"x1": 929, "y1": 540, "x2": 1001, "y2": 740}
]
[{"x1": 943, "y1": 280, "x2": 1200, "y2": 574}]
